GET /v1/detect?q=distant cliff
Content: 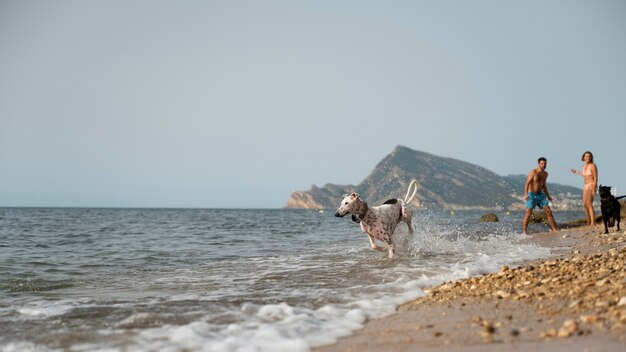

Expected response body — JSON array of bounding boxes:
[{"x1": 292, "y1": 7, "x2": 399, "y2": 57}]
[{"x1": 284, "y1": 146, "x2": 582, "y2": 210}]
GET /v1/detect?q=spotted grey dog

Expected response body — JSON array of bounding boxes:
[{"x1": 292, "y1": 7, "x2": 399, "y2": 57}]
[{"x1": 335, "y1": 180, "x2": 418, "y2": 259}]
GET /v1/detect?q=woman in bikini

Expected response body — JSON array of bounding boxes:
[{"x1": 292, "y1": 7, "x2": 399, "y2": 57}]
[{"x1": 571, "y1": 151, "x2": 598, "y2": 226}]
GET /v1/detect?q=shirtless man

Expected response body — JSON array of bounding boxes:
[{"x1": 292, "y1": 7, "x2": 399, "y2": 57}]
[{"x1": 522, "y1": 157, "x2": 558, "y2": 234}]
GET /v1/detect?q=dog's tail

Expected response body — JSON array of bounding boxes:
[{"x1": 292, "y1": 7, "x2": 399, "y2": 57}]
[
  {"x1": 404, "y1": 180, "x2": 419, "y2": 204},
  {"x1": 616, "y1": 195, "x2": 626, "y2": 200}
]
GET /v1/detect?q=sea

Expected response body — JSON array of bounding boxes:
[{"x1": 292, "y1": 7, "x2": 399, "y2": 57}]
[{"x1": 0, "y1": 207, "x2": 584, "y2": 352}]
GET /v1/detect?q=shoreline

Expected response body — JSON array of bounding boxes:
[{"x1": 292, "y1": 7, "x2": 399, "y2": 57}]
[{"x1": 315, "y1": 224, "x2": 626, "y2": 351}]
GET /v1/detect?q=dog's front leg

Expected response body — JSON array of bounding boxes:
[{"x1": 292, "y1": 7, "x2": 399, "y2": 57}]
[
  {"x1": 387, "y1": 243, "x2": 396, "y2": 260},
  {"x1": 367, "y1": 235, "x2": 386, "y2": 252}
]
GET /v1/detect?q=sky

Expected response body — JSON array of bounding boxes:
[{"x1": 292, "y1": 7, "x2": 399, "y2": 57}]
[{"x1": 1, "y1": 0, "x2": 625, "y2": 208}]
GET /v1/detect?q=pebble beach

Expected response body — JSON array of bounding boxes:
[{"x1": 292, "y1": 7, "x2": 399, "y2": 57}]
[{"x1": 316, "y1": 223, "x2": 626, "y2": 351}]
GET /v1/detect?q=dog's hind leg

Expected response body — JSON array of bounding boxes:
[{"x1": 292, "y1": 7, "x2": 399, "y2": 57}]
[
  {"x1": 406, "y1": 219, "x2": 414, "y2": 235},
  {"x1": 403, "y1": 207, "x2": 414, "y2": 235},
  {"x1": 617, "y1": 203, "x2": 622, "y2": 231}
]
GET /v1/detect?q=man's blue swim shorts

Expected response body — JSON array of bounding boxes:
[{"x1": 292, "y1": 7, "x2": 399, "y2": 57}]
[{"x1": 526, "y1": 192, "x2": 549, "y2": 209}]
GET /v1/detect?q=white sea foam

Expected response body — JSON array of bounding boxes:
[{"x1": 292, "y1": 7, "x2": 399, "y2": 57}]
[
  {"x1": 128, "y1": 303, "x2": 366, "y2": 352},
  {"x1": 16, "y1": 300, "x2": 78, "y2": 318},
  {"x1": 0, "y1": 342, "x2": 54, "y2": 352},
  {"x1": 168, "y1": 293, "x2": 201, "y2": 301}
]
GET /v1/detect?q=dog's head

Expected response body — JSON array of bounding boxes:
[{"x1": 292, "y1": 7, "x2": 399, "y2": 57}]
[
  {"x1": 599, "y1": 185, "x2": 612, "y2": 198},
  {"x1": 335, "y1": 192, "x2": 361, "y2": 218}
]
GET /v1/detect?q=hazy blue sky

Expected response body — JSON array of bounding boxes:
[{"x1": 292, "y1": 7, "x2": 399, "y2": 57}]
[{"x1": 1, "y1": 0, "x2": 625, "y2": 208}]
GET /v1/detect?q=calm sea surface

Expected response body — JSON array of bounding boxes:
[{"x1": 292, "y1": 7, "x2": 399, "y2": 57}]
[{"x1": 0, "y1": 208, "x2": 583, "y2": 352}]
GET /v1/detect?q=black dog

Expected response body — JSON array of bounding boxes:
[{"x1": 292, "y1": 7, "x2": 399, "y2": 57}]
[{"x1": 598, "y1": 185, "x2": 625, "y2": 234}]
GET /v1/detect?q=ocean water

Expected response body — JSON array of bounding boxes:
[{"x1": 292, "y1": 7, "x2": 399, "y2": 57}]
[{"x1": 0, "y1": 207, "x2": 582, "y2": 352}]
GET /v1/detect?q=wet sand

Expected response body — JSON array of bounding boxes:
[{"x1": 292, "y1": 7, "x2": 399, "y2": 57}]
[{"x1": 315, "y1": 224, "x2": 626, "y2": 351}]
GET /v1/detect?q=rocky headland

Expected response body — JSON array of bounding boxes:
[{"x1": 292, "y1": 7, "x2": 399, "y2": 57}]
[{"x1": 286, "y1": 145, "x2": 583, "y2": 211}]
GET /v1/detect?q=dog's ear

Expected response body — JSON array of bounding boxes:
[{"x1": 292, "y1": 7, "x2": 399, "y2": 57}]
[{"x1": 350, "y1": 192, "x2": 359, "y2": 199}]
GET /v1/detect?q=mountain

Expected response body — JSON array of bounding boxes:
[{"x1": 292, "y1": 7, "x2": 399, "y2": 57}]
[{"x1": 284, "y1": 146, "x2": 582, "y2": 210}]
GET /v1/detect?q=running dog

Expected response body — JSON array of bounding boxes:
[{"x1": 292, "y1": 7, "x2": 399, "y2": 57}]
[
  {"x1": 598, "y1": 185, "x2": 625, "y2": 234},
  {"x1": 334, "y1": 180, "x2": 418, "y2": 259}
]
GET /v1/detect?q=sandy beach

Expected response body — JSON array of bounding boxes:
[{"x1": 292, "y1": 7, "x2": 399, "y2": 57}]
[{"x1": 316, "y1": 223, "x2": 626, "y2": 352}]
